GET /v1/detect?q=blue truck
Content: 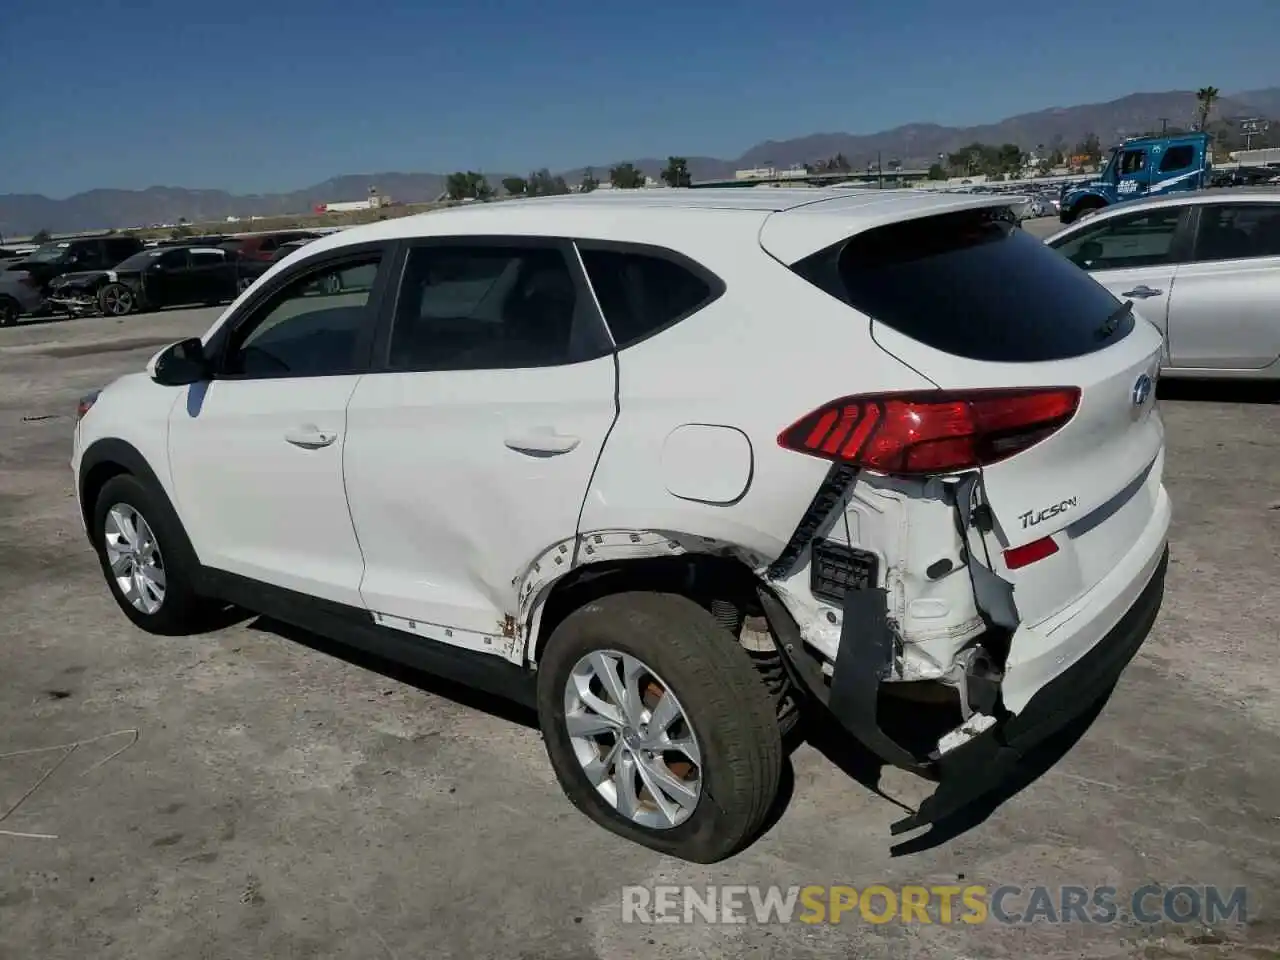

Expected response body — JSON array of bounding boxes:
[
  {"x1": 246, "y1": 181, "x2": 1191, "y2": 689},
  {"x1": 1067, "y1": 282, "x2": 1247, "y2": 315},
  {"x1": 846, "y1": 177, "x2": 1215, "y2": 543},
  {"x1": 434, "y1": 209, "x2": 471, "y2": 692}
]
[{"x1": 1059, "y1": 131, "x2": 1212, "y2": 223}]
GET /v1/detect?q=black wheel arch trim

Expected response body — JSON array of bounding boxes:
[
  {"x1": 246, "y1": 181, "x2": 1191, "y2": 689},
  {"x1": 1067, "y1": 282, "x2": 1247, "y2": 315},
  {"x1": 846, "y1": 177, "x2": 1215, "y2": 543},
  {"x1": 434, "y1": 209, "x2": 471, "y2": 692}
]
[{"x1": 78, "y1": 437, "x2": 204, "y2": 577}]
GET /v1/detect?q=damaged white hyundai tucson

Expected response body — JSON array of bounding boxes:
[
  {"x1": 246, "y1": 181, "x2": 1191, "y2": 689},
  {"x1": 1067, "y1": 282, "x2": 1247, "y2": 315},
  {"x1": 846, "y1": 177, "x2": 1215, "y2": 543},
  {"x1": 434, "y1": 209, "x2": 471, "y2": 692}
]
[{"x1": 72, "y1": 188, "x2": 1170, "y2": 862}]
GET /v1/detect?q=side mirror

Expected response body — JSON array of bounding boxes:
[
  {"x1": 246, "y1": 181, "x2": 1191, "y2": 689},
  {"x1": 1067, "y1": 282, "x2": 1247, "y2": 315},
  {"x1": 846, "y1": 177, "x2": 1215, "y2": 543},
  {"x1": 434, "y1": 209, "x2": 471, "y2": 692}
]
[{"x1": 150, "y1": 337, "x2": 210, "y2": 386}]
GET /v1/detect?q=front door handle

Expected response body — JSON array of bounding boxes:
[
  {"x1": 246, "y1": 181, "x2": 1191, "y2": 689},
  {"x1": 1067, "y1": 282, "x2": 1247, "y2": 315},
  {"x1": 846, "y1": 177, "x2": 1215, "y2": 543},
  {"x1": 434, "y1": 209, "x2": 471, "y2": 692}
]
[
  {"x1": 285, "y1": 426, "x2": 337, "y2": 449},
  {"x1": 1122, "y1": 285, "x2": 1163, "y2": 298},
  {"x1": 504, "y1": 430, "x2": 580, "y2": 455}
]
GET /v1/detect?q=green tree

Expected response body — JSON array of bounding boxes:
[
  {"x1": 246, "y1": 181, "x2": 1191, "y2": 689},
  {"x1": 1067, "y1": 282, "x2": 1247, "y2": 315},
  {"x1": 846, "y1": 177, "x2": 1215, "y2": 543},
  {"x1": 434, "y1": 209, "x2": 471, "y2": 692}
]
[
  {"x1": 996, "y1": 143, "x2": 1024, "y2": 176},
  {"x1": 526, "y1": 168, "x2": 570, "y2": 196},
  {"x1": 579, "y1": 168, "x2": 599, "y2": 193},
  {"x1": 610, "y1": 162, "x2": 646, "y2": 189},
  {"x1": 1195, "y1": 86, "x2": 1220, "y2": 132},
  {"x1": 445, "y1": 171, "x2": 492, "y2": 201},
  {"x1": 31, "y1": 228, "x2": 52, "y2": 243},
  {"x1": 502, "y1": 176, "x2": 528, "y2": 197},
  {"x1": 660, "y1": 156, "x2": 692, "y2": 188},
  {"x1": 926, "y1": 163, "x2": 946, "y2": 180}
]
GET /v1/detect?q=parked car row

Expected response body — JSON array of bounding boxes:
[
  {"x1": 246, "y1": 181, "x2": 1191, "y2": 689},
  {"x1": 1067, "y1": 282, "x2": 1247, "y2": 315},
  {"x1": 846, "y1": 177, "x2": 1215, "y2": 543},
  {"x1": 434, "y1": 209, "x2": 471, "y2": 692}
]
[{"x1": 0, "y1": 231, "x2": 321, "y2": 325}]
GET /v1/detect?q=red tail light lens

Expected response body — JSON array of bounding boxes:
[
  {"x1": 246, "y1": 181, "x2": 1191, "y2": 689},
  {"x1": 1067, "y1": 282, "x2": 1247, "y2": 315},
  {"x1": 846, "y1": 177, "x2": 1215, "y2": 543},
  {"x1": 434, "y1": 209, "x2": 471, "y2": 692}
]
[
  {"x1": 1004, "y1": 535, "x2": 1059, "y2": 569},
  {"x1": 778, "y1": 387, "x2": 1081, "y2": 475}
]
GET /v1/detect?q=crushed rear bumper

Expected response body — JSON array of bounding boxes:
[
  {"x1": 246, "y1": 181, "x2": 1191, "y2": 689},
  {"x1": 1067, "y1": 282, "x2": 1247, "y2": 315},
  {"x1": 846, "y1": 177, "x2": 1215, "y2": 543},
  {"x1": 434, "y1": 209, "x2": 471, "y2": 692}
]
[
  {"x1": 763, "y1": 546, "x2": 1169, "y2": 835},
  {"x1": 888, "y1": 546, "x2": 1167, "y2": 833}
]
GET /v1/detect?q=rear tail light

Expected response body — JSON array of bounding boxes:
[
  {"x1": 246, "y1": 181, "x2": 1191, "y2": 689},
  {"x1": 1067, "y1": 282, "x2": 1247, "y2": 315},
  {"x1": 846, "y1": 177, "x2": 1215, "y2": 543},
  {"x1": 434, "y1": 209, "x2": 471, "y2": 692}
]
[{"x1": 778, "y1": 387, "x2": 1081, "y2": 475}]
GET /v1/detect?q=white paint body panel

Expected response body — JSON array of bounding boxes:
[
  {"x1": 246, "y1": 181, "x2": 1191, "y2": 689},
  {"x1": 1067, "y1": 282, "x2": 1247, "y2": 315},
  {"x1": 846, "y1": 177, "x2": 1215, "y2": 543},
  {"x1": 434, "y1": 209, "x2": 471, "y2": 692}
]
[
  {"x1": 73, "y1": 372, "x2": 183, "y2": 523},
  {"x1": 342, "y1": 359, "x2": 617, "y2": 638},
  {"x1": 1002, "y1": 479, "x2": 1171, "y2": 712},
  {"x1": 167, "y1": 376, "x2": 367, "y2": 606},
  {"x1": 581, "y1": 226, "x2": 935, "y2": 571}
]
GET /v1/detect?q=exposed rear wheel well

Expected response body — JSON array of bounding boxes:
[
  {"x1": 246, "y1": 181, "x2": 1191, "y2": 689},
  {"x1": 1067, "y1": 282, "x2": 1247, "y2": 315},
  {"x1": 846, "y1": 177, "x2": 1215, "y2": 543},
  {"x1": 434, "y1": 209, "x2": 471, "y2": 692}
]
[
  {"x1": 533, "y1": 554, "x2": 764, "y2": 661},
  {"x1": 532, "y1": 554, "x2": 800, "y2": 733}
]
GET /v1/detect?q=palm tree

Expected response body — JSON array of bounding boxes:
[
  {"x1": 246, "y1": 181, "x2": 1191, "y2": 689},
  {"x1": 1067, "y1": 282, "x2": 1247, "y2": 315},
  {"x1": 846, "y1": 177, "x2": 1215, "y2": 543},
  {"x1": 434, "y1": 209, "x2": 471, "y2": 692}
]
[{"x1": 1195, "y1": 86, "x2": 1220, "y2": 131}]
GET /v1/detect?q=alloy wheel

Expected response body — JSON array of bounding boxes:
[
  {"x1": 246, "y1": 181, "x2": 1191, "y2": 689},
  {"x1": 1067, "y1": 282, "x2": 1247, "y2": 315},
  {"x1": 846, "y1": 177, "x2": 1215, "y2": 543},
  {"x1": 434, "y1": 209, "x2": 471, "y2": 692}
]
[
  {"x1": 102, "y1": 286, "x2": 133, "y2": 315},
  {"x1": 563, "y1": 650, "x2": 702, "y2": 829},
  {"x1": 103, "y1": 503, "x2": 166, "y2": 614}
]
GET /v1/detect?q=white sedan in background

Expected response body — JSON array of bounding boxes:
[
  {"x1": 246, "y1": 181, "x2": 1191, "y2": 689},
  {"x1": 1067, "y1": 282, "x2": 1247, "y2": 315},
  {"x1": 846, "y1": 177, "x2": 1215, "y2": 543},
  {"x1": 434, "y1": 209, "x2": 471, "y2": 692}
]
[{"x1": 1046, "y1": 188, "x2": 1280, "y2": 379}]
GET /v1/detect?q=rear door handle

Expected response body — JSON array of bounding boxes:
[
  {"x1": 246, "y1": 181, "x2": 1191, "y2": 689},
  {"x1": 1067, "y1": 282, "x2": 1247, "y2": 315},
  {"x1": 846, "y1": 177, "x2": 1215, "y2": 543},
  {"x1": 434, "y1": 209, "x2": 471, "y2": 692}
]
[
  {"x1": 1122, "y1": 285, "x2": 1163, "y2": 298},
  {"x1": 504, "y1": 430, "x2": 581, "y2": 455},
  {"x1": 284, "y1": 426, "x2": 337, "y2": 449}
]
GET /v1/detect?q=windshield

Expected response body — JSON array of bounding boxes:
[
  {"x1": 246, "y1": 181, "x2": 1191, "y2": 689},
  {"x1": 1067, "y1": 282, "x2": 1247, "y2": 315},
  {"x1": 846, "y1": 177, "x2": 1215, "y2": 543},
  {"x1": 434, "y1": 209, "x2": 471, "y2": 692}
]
[
  {"x1": 1099, "y1": 148, "x2": 1120, "y2": 183},
  {"x1": 25, "y1": 242, "x2": 72, "y2": 263}
]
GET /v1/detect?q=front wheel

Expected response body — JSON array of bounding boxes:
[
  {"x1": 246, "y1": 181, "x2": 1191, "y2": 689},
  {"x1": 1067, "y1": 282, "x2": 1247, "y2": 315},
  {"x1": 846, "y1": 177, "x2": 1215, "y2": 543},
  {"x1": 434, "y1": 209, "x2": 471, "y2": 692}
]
[
  {"x1": 91, "y1": 474, "x2": 213, "y2": 635},
  {"x1": 537, "y1": 592, "x2": 783, "y2": 863},
  {"x1": 0, "y1": 296, "x2": 18, "y2": 327},
  {"x1": 98, "y1": 283, "x2": 136, "y2": 316}
]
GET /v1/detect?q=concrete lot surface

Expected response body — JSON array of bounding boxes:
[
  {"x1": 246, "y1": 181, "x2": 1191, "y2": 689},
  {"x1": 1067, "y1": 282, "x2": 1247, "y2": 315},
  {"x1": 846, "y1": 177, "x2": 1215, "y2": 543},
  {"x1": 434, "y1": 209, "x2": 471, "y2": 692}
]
[{"x1": 1, "y1": 305, "x2": 1277, "y2": 960}]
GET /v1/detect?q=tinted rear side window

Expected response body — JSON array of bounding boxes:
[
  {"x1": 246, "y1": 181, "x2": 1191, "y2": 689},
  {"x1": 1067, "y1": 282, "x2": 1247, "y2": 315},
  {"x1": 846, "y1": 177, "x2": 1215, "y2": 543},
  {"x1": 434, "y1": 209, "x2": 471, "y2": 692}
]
[
  {"x1": 578, "y1": 247, "x2": 719, "y2": 348},
  {"x1": 792, "y1": 208, "x2": 1133, "y2": 363}
]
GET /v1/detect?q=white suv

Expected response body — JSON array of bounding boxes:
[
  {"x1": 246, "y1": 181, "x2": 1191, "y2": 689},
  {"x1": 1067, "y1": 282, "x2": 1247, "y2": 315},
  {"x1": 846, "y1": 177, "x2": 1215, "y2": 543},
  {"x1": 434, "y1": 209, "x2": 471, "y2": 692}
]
[{"x1": 72, "y1": 190, "x2": 1171, "y2": 862}]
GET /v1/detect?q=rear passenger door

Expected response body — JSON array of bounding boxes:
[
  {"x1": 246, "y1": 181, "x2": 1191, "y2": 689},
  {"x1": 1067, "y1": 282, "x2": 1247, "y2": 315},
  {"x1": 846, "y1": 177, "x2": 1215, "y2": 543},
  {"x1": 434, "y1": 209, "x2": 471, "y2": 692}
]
[
  {"x1": 144, "y1": 248, "x2": 192, "y2": 305},
  {"x1": 342, "y1": 237, "x2": 617, "y2": 652},
  {"x1": 1164, "y1": 202, "x2": 1280, "y2": 370},
  {"x1": 186, "y1": 247, "x2": 234, "y2": 302}
]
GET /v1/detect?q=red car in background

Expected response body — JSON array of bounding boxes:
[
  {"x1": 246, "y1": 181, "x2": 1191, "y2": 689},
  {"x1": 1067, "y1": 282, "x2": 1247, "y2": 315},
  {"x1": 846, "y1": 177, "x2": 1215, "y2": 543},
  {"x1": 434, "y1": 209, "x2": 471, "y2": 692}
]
[{"x1": 218, "y1": 230, "x2": 321, "y2": 263}]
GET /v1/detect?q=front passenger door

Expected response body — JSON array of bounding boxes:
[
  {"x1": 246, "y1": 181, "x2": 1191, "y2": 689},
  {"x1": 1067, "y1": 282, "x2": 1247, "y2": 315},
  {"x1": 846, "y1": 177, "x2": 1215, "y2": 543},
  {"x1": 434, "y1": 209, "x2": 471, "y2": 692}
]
[
  {"x1": 167, "y1": 246, "x2": 392, "y2": 606},
  {"x1": 1047, "y1": 206, "x2": 1190, "y2": 346}
]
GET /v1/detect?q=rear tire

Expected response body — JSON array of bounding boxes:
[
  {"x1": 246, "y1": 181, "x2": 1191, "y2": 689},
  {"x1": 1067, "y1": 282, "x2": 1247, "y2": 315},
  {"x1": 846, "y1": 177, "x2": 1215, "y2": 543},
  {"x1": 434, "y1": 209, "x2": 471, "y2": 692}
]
[
  {"x1": 91, "y1": 474, "x2": 213, "y2": 636},
  {"x1": 0, "y1": 296, "x2": 19, "y2": 327},
  {"x1": 537, "y1": 592, "x2": 782, "y2": 863}
]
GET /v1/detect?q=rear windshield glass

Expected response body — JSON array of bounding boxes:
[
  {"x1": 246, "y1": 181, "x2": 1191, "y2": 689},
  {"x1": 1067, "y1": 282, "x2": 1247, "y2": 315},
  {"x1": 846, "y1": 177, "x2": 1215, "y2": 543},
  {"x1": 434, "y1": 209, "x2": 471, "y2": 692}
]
[{"x1": 792, "y1": 208, "x2": 1133, "y2": 362}]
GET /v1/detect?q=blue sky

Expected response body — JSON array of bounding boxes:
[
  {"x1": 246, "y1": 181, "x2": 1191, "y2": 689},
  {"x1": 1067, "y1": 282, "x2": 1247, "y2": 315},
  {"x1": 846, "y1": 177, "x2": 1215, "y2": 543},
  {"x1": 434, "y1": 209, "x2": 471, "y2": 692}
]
[{"x1": 2, "y1": 0, "x2": 1276, "y2": 197}]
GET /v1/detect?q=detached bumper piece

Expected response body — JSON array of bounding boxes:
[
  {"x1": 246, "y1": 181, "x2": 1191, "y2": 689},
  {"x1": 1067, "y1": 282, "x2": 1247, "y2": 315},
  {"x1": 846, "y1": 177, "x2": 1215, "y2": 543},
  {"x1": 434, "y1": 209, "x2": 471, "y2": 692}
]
[{"x1": 893, "y1": 548, "x2": 1167, "y2": 835}]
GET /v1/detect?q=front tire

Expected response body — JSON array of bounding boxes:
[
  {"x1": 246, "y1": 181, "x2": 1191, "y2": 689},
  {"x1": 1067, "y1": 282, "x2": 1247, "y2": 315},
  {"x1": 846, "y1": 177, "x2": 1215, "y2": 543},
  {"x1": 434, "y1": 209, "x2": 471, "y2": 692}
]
[
  {"x1": 98, "y1": 283, "x2": 136, "y2": 316},
  {"x1": 91, "y1": 474, "x2": 211, "y2": 635},
  {"x1": 0, "y1": 296, "x2": 18, "y2": 327},
  {"x1": 537, "y1": 592, "x2": 782, "y2": 863}
]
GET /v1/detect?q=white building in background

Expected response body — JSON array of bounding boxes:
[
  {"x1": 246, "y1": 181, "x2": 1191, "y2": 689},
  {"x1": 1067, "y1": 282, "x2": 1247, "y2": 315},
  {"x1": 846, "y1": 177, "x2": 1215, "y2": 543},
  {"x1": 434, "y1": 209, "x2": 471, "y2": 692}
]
[{"x1": 1229, "y1": 147, "x2": 1280, "y2": 165}]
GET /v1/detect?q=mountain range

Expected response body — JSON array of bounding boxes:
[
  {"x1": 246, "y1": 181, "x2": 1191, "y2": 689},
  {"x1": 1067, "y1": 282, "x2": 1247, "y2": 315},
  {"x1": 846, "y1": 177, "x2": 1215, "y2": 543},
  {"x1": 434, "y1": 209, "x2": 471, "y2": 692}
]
[{"x1": 3, "y1": 87, "x2": 1277, "y2": 238}]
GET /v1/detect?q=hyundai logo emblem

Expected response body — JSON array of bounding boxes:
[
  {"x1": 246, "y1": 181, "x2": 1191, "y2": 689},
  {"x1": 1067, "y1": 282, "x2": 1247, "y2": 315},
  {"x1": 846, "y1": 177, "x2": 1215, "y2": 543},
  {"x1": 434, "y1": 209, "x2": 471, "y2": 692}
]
[{"x1": 1132, "y1": 374, "x2": 1153, "y2": 407}]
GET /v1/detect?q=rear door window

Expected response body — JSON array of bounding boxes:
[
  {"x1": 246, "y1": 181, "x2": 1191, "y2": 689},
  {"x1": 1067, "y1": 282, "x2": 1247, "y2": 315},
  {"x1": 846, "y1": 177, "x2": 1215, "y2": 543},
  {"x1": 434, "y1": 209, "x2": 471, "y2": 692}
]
[
  {"x1": 792, "y1": 207, "x2": 1134, "y2": 363},
  {"x1": 576, "y1": 245, "x2": 722, "y2": 348},
  {"x1": 386, "y1": 242, "x2": 611, "y2": 371},
  {"x1": 1191, "y1": 203, "x2": 1280, "y2": 261}
]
